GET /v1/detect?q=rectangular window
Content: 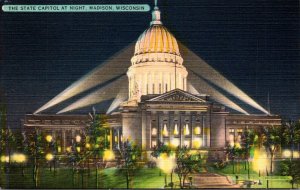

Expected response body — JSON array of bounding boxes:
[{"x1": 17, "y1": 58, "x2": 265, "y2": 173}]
[
  {"x1": 152, "y1": 84, "x2": 155, "y2": 94},
  {"x1": 159, "y1": 83, "x2": 161, "y2": 94},
  {"x1": 152, "y1": 141, "x2": 157, "y2": 148},
  {"x1": 147, "y1": 84, "x2": 148, "y2": 94}
]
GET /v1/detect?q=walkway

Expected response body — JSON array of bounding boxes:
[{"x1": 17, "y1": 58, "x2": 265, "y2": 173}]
[{"x1": 192, "y1": 173, "x2": 241, "y2": 188}]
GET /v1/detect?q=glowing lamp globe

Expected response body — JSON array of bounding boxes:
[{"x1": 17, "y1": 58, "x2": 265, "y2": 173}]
[
  {"x1": 85, "y1": 143, "x2": 91, "y2": 149},
  {"x1": 1, "y1": 155, "x2": 9, "y2": 163},
  {"x1": 103, "y1": 150, "x2": 115, "y2": 161},
  {"x1": 11, "y1": 153, "x2": 26, "y2": 163},
  {"x1": 282, "y1": 150, "x2": 291, "y2": 158},
  {"x1": 45, "y1": 153, "x2": 54, "y2": 161},
  {"x1": 75, "y1": 135, "x2": 81, "y2": 143},
  {"x1": 45, "y1": 135, "x2": 53, "y2": 142}
]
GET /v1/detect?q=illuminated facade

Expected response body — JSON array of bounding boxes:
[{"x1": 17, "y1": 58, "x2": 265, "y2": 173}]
[{"x1": 23, "y1": 5, "x2": 281, "y2": 159}]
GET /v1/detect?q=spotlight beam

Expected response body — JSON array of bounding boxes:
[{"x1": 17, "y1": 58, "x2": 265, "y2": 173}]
[
  {"x1": 34, "y1": 43, "x2": 134, "y2": 114},
  {"x1": 57, "y1": 75, "x2": 127, "y2": 114},
  {"x1": 180, "y1": 42, "x2": 269, "y2": 114},
  {"x1": 106, "y1": 87, "x2": 128, "y2": 114},
  {"x1": 188, "y1": 72, "x2": 249, "y2": 115}
]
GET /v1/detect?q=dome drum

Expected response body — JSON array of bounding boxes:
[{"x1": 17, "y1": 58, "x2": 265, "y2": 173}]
[
  {"x1": 127, "y1": 65, "x2": 188, "y2": 101},
  {"x1": 131, "y1": 52, "x2": 183, "y2": 65}
]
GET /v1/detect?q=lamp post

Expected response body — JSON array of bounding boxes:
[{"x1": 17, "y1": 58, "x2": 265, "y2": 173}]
[
  {"x1": 11, "y1": 153, "x2": 26, "y2": 177},
  {"x1": 287, "y1": 121, "x2": 295, "y2": 160},
  {"x1": 45, "y1": 135, "x2": 57, "y2": 175}
]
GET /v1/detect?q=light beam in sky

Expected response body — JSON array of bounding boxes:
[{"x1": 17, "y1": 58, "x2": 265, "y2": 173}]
[
  {"x1": 57, "y1": 75, "x2": 127, "y2": 114},
  {"x1": 187, "y1": 72, "x2": 249, "y2": 115},
  {"x1": 106, "y1": 87, "x2": 128, "y2": 114},
  {"x1": 34, "y1": 43, "x2": 134, "y2": 114},
  {"x1": 36, "y1": 40, "x2": 267, "y2": 115},
  {"x1": 180, "y1": 43, "x2": 269, "y2": 114}
]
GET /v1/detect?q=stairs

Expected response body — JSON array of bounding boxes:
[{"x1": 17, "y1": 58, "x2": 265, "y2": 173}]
[{"x1": 192, "y1": 173, "x2": 241, "y2": 188}]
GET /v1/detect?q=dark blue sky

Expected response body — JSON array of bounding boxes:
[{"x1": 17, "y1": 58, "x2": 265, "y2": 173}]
[{"x1": 0, "y1": 0, "x2": 299, "y2": 129}]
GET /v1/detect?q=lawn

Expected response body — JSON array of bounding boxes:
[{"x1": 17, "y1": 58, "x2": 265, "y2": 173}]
[
  {"x1": 0, "y1": 165, "x2": 178, "y2": 189},
  {"x1": 208, "y1": 161, "x2": 297, "y2": 189},
  {"x1": 1, "y1": 161, "x2": 298, "y2": 189}
]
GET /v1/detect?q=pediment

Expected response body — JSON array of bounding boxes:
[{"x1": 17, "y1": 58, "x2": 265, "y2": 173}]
[{"x1": 148, "y1": 89, "x2": 206, "y2": 103}]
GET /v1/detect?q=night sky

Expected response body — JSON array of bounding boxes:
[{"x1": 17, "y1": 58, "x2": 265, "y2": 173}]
[{"x1": 0, "y1": 0, "x2": 299, "y2": 129}]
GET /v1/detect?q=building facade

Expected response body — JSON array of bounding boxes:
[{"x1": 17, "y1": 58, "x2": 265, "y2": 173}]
[{"x1": 23, "y1": 5, "x2": 281, "y2": 159}]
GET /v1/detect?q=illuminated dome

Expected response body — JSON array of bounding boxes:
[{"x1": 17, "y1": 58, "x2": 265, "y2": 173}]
[
  {"x1": 134, "y1": 25, "x2": 180, "y2": 56},
  {"x1": 131, "y1": 6, "x2": 183, "y2": 65},
  {"x1": 127, "y1": 6, "x2": 188, "y2": 102}
]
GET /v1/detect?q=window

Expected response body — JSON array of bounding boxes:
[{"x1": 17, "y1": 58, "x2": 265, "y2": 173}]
[
  {"x1": 192, "y1": 138, "x2": 202, "y2": 149},
  {"x1": 151, "y1": 128, "x2": 157, "y2": 136},
  {"x1": 163, "y1": 124, "x2": 168, "y2": 137},
  {"x1": 174, "y1": 124, "x2": 179, "y2": 135},
  {"x1": 146, "y1": 84, "x2": 148, "y2": 94},
  {"x1": 152, "y1": 84, "x2": 155, "y2": 94},
  {"x1": 184, "y1": 124, "x2": 190, "y2": 136},
  {"x1": 194, "y1": 126, "x2": 201, "y2": 135},
  {"x1": 159, "y1": 83, "x2": 161, "y2": 94},
  {"x1": 152, "y1": 141, "x2": 157, "y2": 148},
  {"x1": 171, "y1": 138, "x2": 180, "y2": 147},
  {"x1": 184, "y1": 140, "x2": 190, "y2": 148}
]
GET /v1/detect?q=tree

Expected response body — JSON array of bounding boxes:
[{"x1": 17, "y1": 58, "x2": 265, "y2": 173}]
[
  {"x1": 0, "y1": 104, "x2": 16, "y2": 174},
  {"x1": 225, "y1": 144, "x2": 242, "y2": 174},
  {"x1": 23, "y1": 128, "x2": 46, "y2": 188},
  {"x1": 67, "y1": 138, "x2": 85, "y2": 188},
  {"x1": 118, "y1": 141, "x2": 142, "y2": 189},
  {"x1": 44, "y1": 135, "x2": 58, "y2": 175},
  {"x1": 282, "y1": 121, "x2": 300, "y2": 158},
  {"x1": 279, "y1": 160, "x2": 300, "y2": 188},
  {"x1": 151, "y1": 142, "x2": 174, "y2": 187},
  {"x1": 241, "y1": 128, "x2": 256, "y2": 179},
  {"x1": 261, "y1": 126, "x2": 281, "y2": 174},
  {"x1": 85, "y1": 112, "x2": 110, "y2": 188},
  {"x1": 151, "y1": 141, "x2": 172, "y2": 158},
  {"x1": 175, "y1": 146, "x2": 203, "y2": 188}
]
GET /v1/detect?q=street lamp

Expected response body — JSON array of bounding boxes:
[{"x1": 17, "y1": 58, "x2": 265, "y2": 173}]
[
  {"x1": 0, "y1": 155, "x2": 9, "y2": 163},
  {"x1": 156, "y1": 153, "x2": 176, "y2": 188},
  {"x1": 11, "y1": 153, "x2": 26, "y2": 163},
  {"x1": 85, "y1": 143, "x2": 91, "y2": 149},
  {"x1": 45, "y1": 153, "x2": 54, "y2": 161},
  {"x1": 282, "y1": 150, "x2": 292, "y2": 158},
  {"x1": 75, "y1": 135, "x2": 81, "y2": 143},
  {"x1": 45, "y1": 135, "x2": 53, "y2": 143},
  {"x1": 103, "y1": 149, "x2": 115, "y2": 161},
  {"x1": 258, "y1": 179, "x2": 262, "y2": 185},
  {"x1": 11, "y1": 153, "x2": 27, "y2": 176}
]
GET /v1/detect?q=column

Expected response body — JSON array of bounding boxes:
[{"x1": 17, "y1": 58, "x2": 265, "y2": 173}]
[
  {"x1": 110, "y1": 128, "x2": 113, "y2": 150},
  {"x1": 62, "y1": 130, "x2": 66, "y2": 152},
  {"x1": 117, "y1": 128, "x2": 120, "y2": 149}
]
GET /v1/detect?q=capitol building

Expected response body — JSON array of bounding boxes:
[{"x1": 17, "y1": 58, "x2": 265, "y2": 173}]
[{"x1": 23, "y1": 5, "x2": 281, "y2": 159}]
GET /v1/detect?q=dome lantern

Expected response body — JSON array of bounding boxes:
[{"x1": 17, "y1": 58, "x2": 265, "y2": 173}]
[{"x1": 150, "y1": 6, "x2": 162, "y2": 26}]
